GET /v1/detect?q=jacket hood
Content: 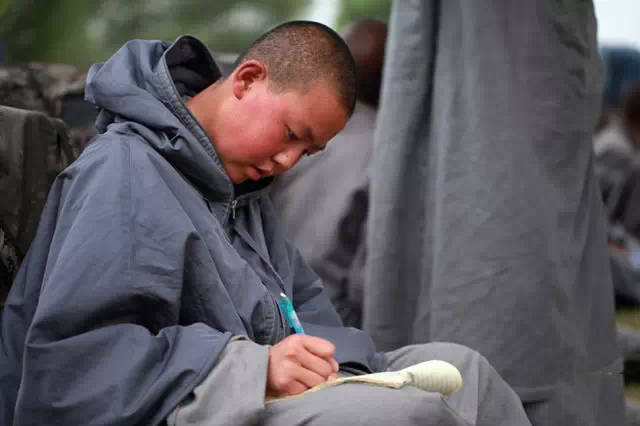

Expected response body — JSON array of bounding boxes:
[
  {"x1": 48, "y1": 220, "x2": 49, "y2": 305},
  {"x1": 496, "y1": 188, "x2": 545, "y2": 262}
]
[{"x1": 85, "y1": 35, "x2": 237, "y2": 218}]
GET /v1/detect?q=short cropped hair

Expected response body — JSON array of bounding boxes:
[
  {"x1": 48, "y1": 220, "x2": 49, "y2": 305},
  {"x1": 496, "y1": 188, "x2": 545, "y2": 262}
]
[{"x1": 234, "y1": 21, "x2": 356, "y2": 117}]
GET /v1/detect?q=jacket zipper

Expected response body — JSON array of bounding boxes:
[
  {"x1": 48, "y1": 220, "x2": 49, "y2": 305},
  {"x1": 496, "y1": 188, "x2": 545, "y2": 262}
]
[{"x1": 230, "y1": 199, "x2": 238, "y2": 220}]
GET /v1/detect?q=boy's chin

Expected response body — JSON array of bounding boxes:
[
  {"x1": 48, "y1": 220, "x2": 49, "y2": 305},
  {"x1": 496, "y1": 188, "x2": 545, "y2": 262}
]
[
  {"x1": 227, "y1": 165, "x2": 267, "y2": 184},
  {"x1": 225, "y1": 166, "x2": 248, "y2": 184},
  {"x1": 230, "y1": 176, "x2": 248, "y2": 184}
]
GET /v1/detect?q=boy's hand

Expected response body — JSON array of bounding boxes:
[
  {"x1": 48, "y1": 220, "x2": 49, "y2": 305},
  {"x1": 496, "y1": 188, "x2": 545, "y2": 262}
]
[{"x1": 266, "y1": 334, "x2": 340, "y2": 396}]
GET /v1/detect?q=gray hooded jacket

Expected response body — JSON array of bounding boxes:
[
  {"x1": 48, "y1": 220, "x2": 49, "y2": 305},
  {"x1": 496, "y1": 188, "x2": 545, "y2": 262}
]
[{"x1": 0, "y1": 35, "x2": 384, "y2": 425}]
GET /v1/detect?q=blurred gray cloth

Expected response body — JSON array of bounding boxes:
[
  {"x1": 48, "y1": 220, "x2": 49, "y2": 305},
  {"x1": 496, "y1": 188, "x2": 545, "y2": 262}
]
[
  {"x1": 593, "y1": 116, "x2": 640, "y2": 228},
  {"x1": 610, "y1": 247, "x2": 640, "y2": 306},
  {"x1": 627, "y1": 398, "x2": 640, "y2": 426},
  {"x1": 365, "y1": 1, "x2": 625, "y2": 425},
  {"x1": 618, "y1": 324, "x2": 640, "y2": 361},
  {"x1": 594, "y1": 116, "x2": 635, "y2": 161},
  {"x1": 271, "y1": 101, "x2": 376, "y2": 327}
]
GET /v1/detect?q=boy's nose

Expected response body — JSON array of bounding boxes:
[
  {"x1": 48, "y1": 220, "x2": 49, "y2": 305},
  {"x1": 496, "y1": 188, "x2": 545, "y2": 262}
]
[{"x1": 273, "y1": 147, "x2": 304, "y2": 172}]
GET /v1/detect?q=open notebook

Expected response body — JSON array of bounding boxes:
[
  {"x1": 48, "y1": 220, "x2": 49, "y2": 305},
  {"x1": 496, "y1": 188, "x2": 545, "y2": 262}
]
[{"x1": 266, "y1": 359, "x2": 463, "y2": 403}]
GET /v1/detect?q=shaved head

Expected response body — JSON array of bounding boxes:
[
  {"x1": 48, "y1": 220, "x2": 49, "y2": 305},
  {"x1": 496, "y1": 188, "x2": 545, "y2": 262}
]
[{"x1": 234, "y1": 21, "x2": 357, "y2": 117}]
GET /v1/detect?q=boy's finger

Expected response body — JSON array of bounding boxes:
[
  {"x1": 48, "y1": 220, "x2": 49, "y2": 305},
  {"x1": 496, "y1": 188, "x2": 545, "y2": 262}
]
[
  {"x1": 300, "y1": 335, "x2": 336, "y2": 358},
  {"x1": 280, "y1": 379, "x2": 308, "y2": 397},
  {"x1": 292, "y1": 363, "x2": 328, "y2": 390},
  {"x1": 296, "y1": 349, "x2": 336, "y2": 379}
]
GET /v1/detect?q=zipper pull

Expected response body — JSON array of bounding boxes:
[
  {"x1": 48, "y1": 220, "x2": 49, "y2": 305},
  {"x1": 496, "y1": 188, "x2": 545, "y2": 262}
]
[{"x1": 231, "y1": 199, "x2": 238, "y2": 220}]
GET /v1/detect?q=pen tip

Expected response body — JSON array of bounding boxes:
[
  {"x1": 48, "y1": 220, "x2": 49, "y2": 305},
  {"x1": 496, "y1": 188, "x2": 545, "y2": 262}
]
[{"x1": 280, "y1": 292, "x2": 286, "y2": 298}]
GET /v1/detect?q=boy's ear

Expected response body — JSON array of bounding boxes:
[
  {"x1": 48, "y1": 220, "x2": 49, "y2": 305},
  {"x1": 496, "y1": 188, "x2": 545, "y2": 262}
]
[{"x1": 232, "y1": 60, "x2": 267, "y2": 100}]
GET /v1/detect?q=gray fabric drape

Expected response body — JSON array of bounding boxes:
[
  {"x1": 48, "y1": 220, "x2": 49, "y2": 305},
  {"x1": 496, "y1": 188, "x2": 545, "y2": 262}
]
[{"x1": 365, "y1": 1, "x2": 625, "y2": 424}]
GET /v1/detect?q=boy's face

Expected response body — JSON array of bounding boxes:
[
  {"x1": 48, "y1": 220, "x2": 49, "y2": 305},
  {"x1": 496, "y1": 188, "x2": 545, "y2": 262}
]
[{"x1": 214, "y1": 66, "x2": 349, "y2": 184}]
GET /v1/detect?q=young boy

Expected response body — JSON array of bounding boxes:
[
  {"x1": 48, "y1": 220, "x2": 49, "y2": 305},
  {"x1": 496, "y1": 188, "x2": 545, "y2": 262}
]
[{"x1": 0, "y1": 22, "x2": 530, "y2": 425}]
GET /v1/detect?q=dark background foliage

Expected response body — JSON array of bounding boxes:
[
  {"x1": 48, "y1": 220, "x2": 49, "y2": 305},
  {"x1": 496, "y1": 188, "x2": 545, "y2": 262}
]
[{"x1": 0, "y1": 0, "x2": 391, "y2": 69}]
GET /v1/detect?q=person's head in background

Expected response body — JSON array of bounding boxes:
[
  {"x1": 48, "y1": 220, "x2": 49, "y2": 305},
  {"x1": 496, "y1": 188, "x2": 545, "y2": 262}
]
[
  {"x1": 343, "y1": 19, "x2": 387, "y2": 109},
  {"x1": 623, "y1": 83, "x2": 640, "y2": 148},
  {"x1": 597, "y1": 46, "x2": 640, "y2": 133},
  {"x1": 186, "y1": 21, "x2": 356, "y2": 184}
]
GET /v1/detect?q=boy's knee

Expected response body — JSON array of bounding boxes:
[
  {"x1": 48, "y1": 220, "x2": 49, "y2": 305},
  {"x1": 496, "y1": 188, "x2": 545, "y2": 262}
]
[
  {"x1": 264, "y1": 383, "x2": 465, "y2": 426},
  {"x1": 318, "y1": 385, "x2": 464, "y2": 425}
]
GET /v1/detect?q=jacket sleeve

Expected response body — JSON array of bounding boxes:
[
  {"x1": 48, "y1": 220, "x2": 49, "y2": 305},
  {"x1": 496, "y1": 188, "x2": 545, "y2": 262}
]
[
  {"x1": 14, "y1": 140, "x2": 231, "y2": 426},
  {"x1": 166, "y1": 337, "x2": 269, "y2": 426}
]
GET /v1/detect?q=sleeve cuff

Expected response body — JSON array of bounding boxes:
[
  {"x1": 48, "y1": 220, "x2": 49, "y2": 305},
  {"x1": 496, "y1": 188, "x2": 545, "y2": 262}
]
[{"x1": 167, "y1": 336, "x2": 269, "y2": 426}]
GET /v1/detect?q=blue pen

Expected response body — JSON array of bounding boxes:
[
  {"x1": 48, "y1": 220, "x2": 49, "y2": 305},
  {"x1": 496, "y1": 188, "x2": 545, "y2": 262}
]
[{"x1": 279, "y1": 292, "x2": 305, "y2": 334}]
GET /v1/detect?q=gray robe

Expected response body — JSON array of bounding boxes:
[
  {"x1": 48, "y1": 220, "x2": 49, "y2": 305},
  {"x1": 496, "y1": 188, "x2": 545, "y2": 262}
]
[{"x1": 364, "y1": 1, "x2": 625, "y2": 425}]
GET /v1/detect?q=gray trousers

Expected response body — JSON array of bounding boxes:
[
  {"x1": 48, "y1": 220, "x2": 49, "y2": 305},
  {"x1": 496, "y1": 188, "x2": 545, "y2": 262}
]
[{"x1": 168, "y1": 340, "x2": 531, "y2": 426}]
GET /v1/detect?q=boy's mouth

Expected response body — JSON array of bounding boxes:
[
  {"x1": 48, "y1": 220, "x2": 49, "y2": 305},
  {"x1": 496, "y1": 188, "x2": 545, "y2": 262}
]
[{"x1": 248, "y1": 165, "x2": 262, "y2": 181}]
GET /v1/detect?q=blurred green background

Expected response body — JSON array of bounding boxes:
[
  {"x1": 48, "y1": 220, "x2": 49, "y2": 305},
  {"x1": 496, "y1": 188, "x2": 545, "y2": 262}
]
[{"x1": 0, "y1": 0, "x2": 391, "y2": 69}]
